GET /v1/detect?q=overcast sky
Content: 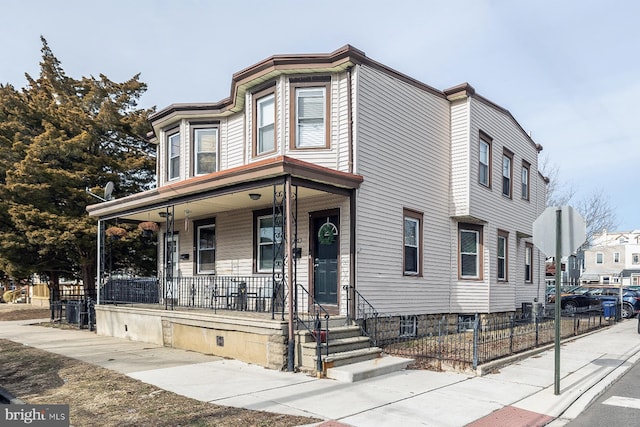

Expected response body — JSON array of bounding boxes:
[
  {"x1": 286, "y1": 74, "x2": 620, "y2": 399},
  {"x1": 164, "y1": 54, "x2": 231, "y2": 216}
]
[{"x1": 2, "y1": 0, "x2": 638, "y2": 231}]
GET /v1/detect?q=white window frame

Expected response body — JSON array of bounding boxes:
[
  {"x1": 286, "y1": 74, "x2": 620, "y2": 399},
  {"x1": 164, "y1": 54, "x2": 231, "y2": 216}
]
[
  {"x1": 479, "y1": 138, "x2": 490, "y2": 187},
  {"x1": 614, "y1": 252, "x2": 620, "y2": 263},
  {"x1": 596, "y1": 252, "x2": 604, "y2": 264},
  {"x1": 521, "y1": 162, "x2": 530, "y2": 200},
  {"x1": 193, "y1": 127, "x2": 218, "y2": 176},
  {"x1": 502, "y1": 151, "x2": 512, "y2": 198},
  {"x1": 525, "y1": 243, "x2": 533, "y2": 283},
  {"x1": 497, "y1": 231, "x2": 508, "y2": 282},
  {"x1": 460, "y1": 225, "x2": 482, "y2": 279},
  {"x1": 403, "y1": 210, "x2": 422, "y2": 276},
  {"x1": 292, "y1": 84, "x2": 328, "y2": 149},
  {"x1": 167, "y1": 131, "x2": 180, "y2": 181},
  {"x1": 256, "y1": 213, "x2": 283, "y2": 273},
  {"x1": 256, "y1": 93, "x2": 275, "y2": 155},
  {"x1": 633, "y1": 253, "x2": 640, "y2": 265},
  {"x1": 196, "y1": 224, "x2": 216, "y2": 274}
]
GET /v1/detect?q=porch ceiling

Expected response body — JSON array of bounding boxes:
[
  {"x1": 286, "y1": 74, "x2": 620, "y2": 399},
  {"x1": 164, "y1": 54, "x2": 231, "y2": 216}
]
[{"x1": 87, "y1": 156, "x2": 362, "y2": 222}]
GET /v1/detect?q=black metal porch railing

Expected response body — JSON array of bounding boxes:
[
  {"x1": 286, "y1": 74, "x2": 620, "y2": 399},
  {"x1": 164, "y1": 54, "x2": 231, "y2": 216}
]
[
  {"x1": 49, "y1": 287, "x2": 97, "y2": 330},
  {"x1": 102, "y1": 275, "x2": 275, "y2": 314}
]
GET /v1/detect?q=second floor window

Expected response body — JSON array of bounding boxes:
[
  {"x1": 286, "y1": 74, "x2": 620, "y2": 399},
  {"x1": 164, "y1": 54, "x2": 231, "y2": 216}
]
[
  {"x1": 502, "y1": 150, "x2": 513, "y2": 198},
  {"x1": 256, "y1": 92, "x2": 275, "y2": 155},
  {"x1": 167, "y1": 131, "x2": 180, "y2": 180},
  {"x1": 521, "y1": 162, "x2": 530, "y2": 200},
  {"x1": 479, "y1": 135, "x2": 491, "y2": 187},
  {"x1": 596, "y1": 252, "x2": 603, "y2": 264},
  {"x1": 633, "y1": 253, "x2": 640, "y2": 265},
  {"x1": 614, "y1": 252, "x2": 620, "y2": 263},
  {"x1": 292, "y1": 82, "x2": 329, "y2": 149},
  {"x1": 193, "y1": 127, "x2": 218, "y2": 175}
]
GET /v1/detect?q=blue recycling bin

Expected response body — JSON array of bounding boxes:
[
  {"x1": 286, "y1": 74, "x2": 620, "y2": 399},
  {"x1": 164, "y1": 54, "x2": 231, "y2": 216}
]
[{"x1": 602, "y1": 301, "x2": 616, "y2": 320}]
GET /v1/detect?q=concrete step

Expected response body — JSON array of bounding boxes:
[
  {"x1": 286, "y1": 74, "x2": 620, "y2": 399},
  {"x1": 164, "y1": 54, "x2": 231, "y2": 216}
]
[
  {"x1": 326, "y1": 354, "x2": 414, "y2": 383},
  {"x1": 323, "y1": 347, "x2": 383, "y2": 368},
  {"x1": 301, "y1": 336, "x2": 371, "y2": 358},
  {"x1": 296, "y1": 315, "x2": 348, "y2": 329},
  {"x1": 296, "y1": 325, "x2": 362, "y2": 343}
]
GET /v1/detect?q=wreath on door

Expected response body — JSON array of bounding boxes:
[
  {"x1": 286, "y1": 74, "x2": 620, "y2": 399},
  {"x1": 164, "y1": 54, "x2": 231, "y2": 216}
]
[{"x1": 318, "y1": 220, "x2": 338, "y2": 245}]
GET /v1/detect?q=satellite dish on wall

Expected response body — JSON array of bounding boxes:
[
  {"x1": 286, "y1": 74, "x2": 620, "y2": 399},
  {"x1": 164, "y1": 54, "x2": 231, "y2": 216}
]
[{"x1": 104, "y1": 181, "x2": 114, "y2": 201}]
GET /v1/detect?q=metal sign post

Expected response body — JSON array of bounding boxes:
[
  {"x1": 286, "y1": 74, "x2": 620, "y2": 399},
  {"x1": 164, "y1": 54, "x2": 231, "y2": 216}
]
[{"x1": 533, "y1": 206, "x2": 586, "y2": 396}]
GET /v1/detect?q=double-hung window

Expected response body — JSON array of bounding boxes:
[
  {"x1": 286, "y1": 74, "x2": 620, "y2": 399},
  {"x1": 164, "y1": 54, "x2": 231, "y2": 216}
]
[
  {"x1": 479, "y1": 132, "x2": 492, "y2": 187},
  {"x1": 255, "y1": 212, "x2": 283, "y2": 273},
  {"x1": 167, "y1": 130, "x2": 180, "y2": 181},
  {"x1": 291, "y1": 80, "x2": 330, "y2": 149},
  {"x1": 195, "y1": 221, "x2": 216, "y2": 274},
  {"x1": 614, "y1": 252, "x2": 620, "y2": 263},
  {"x1": 596, "y1": 252, "x2": 604, "y2": 264},
  {"x1": 521, "y1": 161, "x2": 530, "y2": 200},
  {"x1": 403, "y1": 209, "x2": 422, "y2": 276},
  {"x1": 502, "y1": 149, "x2": 513, "y2": 198},
  {"x1": 525, "y1": 243, "x2": 533, "y2": 283},
  {"x1": 459, "y1": 224, "x2": 483, "y2": 279},
  {"x1": 193, "y1": 126, "x2": 218, "y2": 175},
  {"x1": 254, "y1": 87, "x2": 276, "y2": 156},
  {"x1": 497, "y1": 230, "x2": 508, "y2": 281}
]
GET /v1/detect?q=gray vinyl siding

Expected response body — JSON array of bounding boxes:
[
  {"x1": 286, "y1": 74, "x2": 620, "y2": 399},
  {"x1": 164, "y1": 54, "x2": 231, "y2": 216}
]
[
  {"x1": 450, "y1": 98, "x2": 471, "y2": 216},
  {"x1": 225, "y1": 113, "x2": 245, "y2": 169},
  {"x1": 353, "y1": 64, "x2": 451, "y2": 316}
]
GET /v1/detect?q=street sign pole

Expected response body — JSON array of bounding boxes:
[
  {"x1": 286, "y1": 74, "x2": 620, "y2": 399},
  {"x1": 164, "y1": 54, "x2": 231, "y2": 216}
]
[{"x1": 554, "y1": 208, "x2": 562, "y2": 396}]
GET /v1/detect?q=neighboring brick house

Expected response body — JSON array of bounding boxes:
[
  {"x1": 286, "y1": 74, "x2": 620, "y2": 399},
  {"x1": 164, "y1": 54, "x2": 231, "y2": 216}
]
[{"x1": 87, "y1": 45, "x2": 547, "y2": 368}]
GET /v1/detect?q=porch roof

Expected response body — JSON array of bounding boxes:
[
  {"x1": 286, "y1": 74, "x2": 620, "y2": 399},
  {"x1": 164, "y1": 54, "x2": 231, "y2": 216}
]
[{"x1": 86, "y1": 156, "x2": 363, "y2": 221}]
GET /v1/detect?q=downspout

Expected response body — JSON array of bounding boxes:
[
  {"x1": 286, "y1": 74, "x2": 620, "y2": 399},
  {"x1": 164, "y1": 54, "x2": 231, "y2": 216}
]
[
  {"x1": 346, "y1": 66, "x2": 357, "y2": 322},
  {"x1": 347, "y1": 66, "x2": 354, "y2": 174}
]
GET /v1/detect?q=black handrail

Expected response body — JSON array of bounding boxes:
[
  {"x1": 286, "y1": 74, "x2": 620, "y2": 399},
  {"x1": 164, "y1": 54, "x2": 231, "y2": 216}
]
[
  {"x1": 295, "y1": 284, "x2": 330, "y2": 374},
  {"x1": 345, "y1": 285, "x2": 379, "y2": 346}
]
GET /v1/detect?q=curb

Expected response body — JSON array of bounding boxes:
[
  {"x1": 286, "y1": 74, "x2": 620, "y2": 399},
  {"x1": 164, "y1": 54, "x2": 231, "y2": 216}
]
[{"x1": 0, "y1": 386, "x2": 25, "y2": 404}]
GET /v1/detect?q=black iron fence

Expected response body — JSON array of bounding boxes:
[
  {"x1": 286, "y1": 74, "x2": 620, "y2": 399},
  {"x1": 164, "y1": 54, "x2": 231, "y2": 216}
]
[
  {"x1": 101, "y1": 275, "x2": 276, "y2": 314},
  {"x1": 49, "y1": 287, "x2": 96, "y2": 330},
  {"x1": 374, "y1": 308, "x2": 608, "y2": 371}
]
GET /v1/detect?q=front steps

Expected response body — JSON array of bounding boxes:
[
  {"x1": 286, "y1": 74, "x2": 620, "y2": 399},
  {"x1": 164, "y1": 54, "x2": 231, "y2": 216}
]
[{"x1": 296, "y1": 322, "x2": 412, "y2": 382}]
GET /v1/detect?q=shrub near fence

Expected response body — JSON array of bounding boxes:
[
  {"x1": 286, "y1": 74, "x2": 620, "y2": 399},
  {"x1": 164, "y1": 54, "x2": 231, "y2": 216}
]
[{"x1": 378, "y1": 309, "x2": 605, "y2": 372}]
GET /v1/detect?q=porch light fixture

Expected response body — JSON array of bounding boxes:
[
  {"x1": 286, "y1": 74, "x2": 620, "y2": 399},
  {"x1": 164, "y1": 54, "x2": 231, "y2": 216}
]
[
  {"x1": 249, "y1": 193, "x2": 261, "y2": 201},
  {"x1": 158, "y1": 211, "x2": 171, "y2": 218}
]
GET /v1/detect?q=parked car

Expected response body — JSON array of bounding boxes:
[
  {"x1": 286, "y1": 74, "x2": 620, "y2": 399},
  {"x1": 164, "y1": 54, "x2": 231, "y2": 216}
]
[{"x1": 557, "y1": 286, "x2": 640, "y2": 318}]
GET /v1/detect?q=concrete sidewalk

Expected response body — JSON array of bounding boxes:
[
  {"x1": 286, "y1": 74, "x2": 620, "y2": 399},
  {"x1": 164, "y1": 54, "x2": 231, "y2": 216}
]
[{"x1": 0, "y1": 317, "x2": 639, "y2": 426}]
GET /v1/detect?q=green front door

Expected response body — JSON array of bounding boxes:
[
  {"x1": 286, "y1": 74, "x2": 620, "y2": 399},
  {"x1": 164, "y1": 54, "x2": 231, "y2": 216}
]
[{"x1": 312, "y1": 212, "x2": 339, "y2": 305}]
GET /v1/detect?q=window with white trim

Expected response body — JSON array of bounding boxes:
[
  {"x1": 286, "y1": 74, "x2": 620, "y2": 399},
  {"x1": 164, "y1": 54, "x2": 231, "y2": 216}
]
[
  {"x1": 255, "y1": 90, "x2": 275, "y2": 156},
  {"x1": 403, "y1": 209, "x2": 422, "y2": 275},
  {"x1": 290, "y1": 81, "x2": 330, "y2": 149},
  {"x1": 255, "y1": 213, "x2": 283, "y2": 272},
  {"x1": 196, "y1": 222, "x2": 216, "y2": 274},
  {"x1": 167, "y1": 130, "x2": 180, "y2": 180},
  {"x1": 614, "y1": 252, "x2": 620, "y2": 263},
  {"x1": 497, "y1": 230, "x2": 508, "y2": 281},
  {"x1": 521, "y1": 161, "x2": 530, "y2": 200},
  {"x1": 633, "y1": 253, "x2": 640, "y2": 265},
  {"x1": 596, "y1": 252, "x2": 603, "y2": 264},
  {"x1": 525, "y1": 243, "x2": 533, "y2": 283},
  {"x1": 459, "y1": 224, "x2": 483, "y2": 279},
  {"x1": 479, "y1": 135, "x2": 491, "y2": 187},
  {"x1": 502, "y1": 150, "x2": 513, "y2": 198},
  {"x1": 193, "y1": 127, "x2": 218, "y2": 175}
]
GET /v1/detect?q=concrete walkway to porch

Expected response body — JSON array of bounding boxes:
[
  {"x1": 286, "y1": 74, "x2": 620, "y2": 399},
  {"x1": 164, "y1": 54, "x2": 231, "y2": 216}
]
[{"x1": 1, "y1": 316, "x2": 639, "y2": 426}]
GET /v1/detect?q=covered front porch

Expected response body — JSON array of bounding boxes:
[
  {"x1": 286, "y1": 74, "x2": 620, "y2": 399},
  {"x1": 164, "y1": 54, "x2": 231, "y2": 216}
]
[{"x1": 87, "y1": 156, "x2": 363, "y2": 370}]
